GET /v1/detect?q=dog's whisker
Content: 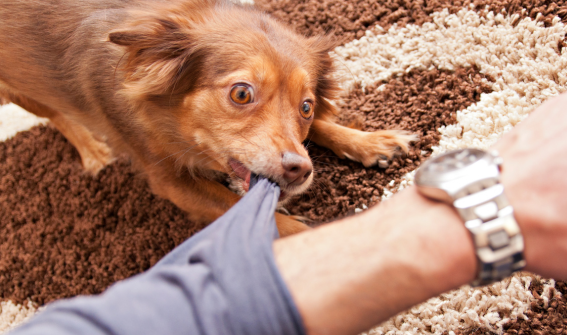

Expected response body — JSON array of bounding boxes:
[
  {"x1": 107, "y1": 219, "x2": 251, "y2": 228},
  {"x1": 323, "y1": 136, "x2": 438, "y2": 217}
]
[
  {"x1": 167, "y1": 141, "x2": 197, "y2": 146},
  {"x1": 155, "y1": 142, "x2": 202, "y2": 167},
  {"x1": 309, "y1": 153, "x2": 337, "y2": 161},
  {"x1": 305, "y1": 171, "x2": 326, "y2": 199},
  {"x1": 311, "y1": 162, "x2": 337, "y2": 170},
  {"x1": 310, "y1": 153, "x2": 341, "y2": 161},
  {"x1": 154, "y1": 147, "x2": 196, "y2": 166},
  {"x1": 309, "y1": 153, "x2": 337, "y2": 163},
  {"x1": 236, "y1": 132, "x2": 261, "y2": 151},
  {"x1": 189, "y1": 149, "x2": 240, "y2": 168},
  {"x1": 173, "y1": 147, "x2": 196, "y2": 166}
]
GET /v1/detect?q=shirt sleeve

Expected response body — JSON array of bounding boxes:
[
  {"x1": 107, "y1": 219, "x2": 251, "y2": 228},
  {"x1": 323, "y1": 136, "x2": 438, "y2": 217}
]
[{"x1": 9, "y1": 178, "x2": 306, "y2": 335}]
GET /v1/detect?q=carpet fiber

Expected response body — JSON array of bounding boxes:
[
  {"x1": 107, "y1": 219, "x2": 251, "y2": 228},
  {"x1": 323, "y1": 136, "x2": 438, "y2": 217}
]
[{"x1": 1, "y1": 0, "x2": 567, "y2": 334}]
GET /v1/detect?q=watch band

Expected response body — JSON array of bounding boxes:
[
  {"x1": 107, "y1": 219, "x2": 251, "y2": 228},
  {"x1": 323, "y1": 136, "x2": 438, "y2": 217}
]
[{"x1": 452, "y1": 166, "x2": 525, "y2": 286}]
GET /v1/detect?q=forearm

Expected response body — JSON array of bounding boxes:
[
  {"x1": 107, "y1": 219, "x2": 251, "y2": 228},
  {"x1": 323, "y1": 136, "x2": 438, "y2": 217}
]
[{"x1": 274, "y1": 187, "x2": 476, "y2": 335}]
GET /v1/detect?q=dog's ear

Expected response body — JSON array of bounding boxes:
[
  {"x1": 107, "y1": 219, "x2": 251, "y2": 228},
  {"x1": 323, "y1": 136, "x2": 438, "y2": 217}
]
[
  {"x1": 307, "y1": 35, "x2": 341, "y2": 119},
  {"x1": 108, "y1": 29, "x2": 149, "y2": 47},
  {"x1": 108, "y1": 14, "x2": 207, "y2": 105}
]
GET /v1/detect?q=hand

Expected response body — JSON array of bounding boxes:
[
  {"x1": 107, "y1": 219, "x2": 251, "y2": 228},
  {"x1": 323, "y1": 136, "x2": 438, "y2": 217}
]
[{"x1": 495, "y1": 92, "x2": 567, "y2": 279}]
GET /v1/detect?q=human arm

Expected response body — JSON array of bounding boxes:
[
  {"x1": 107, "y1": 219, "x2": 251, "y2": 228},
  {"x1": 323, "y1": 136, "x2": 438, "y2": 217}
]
[
  {"x1": 274, "y1": 186, "x2": 476, "y2": 335},
  {"x1": 274, "y1": 92, "x2": 567, "y2": 335}
]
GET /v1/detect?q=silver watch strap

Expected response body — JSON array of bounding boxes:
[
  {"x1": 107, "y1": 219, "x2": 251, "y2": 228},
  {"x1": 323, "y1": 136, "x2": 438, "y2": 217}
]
[{"x1": 453, "y1": 183, "x2": 526, "y2": 286}]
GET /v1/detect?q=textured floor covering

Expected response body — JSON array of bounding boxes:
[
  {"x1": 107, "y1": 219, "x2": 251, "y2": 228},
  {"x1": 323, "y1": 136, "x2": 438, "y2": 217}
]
[{"x1": 1, "y1": 0, "x2": 567, "y2": 334}]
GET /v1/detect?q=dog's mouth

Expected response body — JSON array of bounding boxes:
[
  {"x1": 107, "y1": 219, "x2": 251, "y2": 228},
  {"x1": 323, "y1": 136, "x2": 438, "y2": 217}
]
[
  {"x1": 227, "y1": 158, "x2": 288, "y2": 200},
  {"x1": 228, "y1": 158, "x2": 252, "y2": 191}
]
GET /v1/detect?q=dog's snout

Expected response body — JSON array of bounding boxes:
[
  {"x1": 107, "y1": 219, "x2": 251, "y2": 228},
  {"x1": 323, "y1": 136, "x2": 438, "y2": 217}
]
[{"x1": 281, "y1": 152, "x2": 312, "y2": 185}]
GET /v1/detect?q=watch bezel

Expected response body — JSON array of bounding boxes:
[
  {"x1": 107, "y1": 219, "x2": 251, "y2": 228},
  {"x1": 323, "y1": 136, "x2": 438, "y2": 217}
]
[{"x1": 415, "y1": 149, "x2": 501, "y2": 202}]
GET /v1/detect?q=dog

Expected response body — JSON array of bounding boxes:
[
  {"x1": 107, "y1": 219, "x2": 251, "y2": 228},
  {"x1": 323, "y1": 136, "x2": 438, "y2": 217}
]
[{"x1": 0, "y1": 0, "x2": 415, "y2": 237}]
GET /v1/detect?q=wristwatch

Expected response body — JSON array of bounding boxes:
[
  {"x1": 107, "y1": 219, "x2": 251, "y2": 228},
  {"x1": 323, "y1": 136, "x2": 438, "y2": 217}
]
[{"x1": 414, "y1": 148, "x2": 525, "y2": 286}]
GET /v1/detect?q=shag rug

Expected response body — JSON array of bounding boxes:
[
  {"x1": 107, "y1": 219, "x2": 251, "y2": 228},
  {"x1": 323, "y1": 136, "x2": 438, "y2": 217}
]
[{"x1": 1, "y1": 0, "x2": 567, "y2": 334}]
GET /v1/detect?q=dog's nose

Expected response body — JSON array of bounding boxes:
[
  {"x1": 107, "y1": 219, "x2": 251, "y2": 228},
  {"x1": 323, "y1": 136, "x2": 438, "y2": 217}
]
[{"x1": 281, "y1": 152, "x2": 312, "y2": 185}]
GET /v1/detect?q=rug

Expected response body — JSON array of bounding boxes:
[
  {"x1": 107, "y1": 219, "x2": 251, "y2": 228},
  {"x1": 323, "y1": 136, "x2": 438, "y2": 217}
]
[{"x1": 1, "y1": 0, "x2": 567, "y2": 334}]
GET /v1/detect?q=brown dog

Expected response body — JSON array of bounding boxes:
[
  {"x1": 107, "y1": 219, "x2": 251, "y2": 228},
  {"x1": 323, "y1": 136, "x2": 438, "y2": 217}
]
[{"x1": 0, "y1": 0, "x2": 415, "y2": 236}]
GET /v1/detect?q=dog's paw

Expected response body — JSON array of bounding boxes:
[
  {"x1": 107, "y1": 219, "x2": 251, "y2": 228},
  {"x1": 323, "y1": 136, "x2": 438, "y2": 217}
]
[
  {"x1": 78, "y1": 136, "x2": 114, "y2": 174},
  {"x1": 344, "y1": 130, "x2": 418, "y2": 168}
]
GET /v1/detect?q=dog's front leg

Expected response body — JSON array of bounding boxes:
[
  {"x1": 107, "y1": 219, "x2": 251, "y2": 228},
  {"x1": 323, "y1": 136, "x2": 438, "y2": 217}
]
[
  {"x1": 274, "y1": 213, "x2": 311, "y2": 237},
  {"x1": 146, "y1": 171, "x2": 310, "y2": 237},
  {"x1": 308, "y1": 118, "x2": 417, "y2": 167},
  {"x1": 147, "y1": 172, "x2": 240, "y2": 224}
]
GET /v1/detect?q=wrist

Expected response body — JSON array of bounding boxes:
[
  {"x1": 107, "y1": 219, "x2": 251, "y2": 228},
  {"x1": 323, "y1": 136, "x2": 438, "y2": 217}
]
[
  {"x1": 381, "y1": 186, "x2": 477, "y2": 292},
  {"x1": 414, "y1": 148, "x2": 526, "y2": 285}
]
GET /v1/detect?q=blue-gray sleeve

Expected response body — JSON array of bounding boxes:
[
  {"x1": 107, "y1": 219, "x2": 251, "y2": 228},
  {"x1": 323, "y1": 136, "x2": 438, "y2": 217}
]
[{"x1": 10, "y1": 178, "x2": 306, "y2": 335}]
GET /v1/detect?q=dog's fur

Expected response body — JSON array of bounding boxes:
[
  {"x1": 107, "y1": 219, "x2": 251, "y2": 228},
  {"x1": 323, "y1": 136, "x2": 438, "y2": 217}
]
[{"x1": 0, "y1": 0, "x2": 415, "y2": 236}]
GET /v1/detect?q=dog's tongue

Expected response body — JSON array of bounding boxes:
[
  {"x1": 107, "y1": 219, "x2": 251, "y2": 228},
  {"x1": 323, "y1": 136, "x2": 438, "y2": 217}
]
[
  {"x1": 229, "y1": 158, "x2": 252, "y2": 188},
  {"x1": 245, "y1": 173, "x2": 251, "y2": 190}
]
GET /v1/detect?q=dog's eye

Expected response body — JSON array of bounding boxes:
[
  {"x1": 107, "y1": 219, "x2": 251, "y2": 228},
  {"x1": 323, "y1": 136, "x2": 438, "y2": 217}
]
[
  {"x1": 300, "y1": 101, "x2": 314, "y2": 119},
  {"x1": 230, "y1": 84, "x2": 253, "y2": 104}
]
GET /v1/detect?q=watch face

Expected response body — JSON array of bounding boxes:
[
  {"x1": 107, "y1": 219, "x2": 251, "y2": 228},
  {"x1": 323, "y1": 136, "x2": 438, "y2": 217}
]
[{"x1": 416, "y1": 148, "x2": 489, "y2": 184}]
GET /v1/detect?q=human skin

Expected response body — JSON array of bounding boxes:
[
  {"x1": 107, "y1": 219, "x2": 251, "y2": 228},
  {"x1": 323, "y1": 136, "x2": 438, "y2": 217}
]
[{"x1": 274, "y1": 92, "x2": 567, "y2": 335}]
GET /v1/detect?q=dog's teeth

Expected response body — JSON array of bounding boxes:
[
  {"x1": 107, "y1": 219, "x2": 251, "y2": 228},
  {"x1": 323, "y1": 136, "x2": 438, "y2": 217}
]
[{"x1": 378, "y1": 160, "x2": 389, "y2": 168}]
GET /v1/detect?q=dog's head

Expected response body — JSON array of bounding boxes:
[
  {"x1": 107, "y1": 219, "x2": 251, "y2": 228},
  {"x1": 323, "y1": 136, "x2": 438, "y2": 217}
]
[{"x1": 109, "y1": 0, "x2": 339, "y2": 199}]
